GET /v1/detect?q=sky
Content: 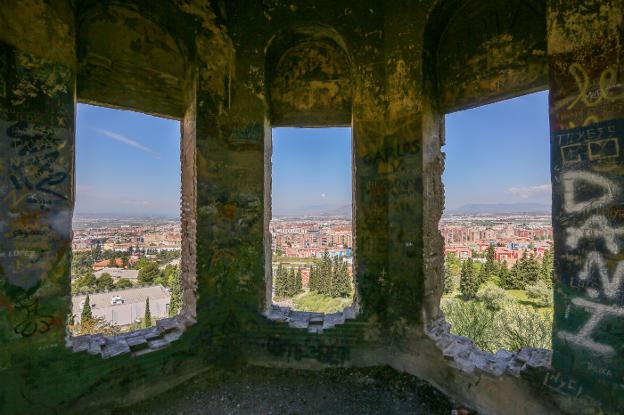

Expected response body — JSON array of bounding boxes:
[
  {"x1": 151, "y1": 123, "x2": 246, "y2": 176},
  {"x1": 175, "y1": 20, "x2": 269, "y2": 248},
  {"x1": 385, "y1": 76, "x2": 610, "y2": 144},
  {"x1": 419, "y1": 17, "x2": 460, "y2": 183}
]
[
  {"x1": 272, "y1": 128, "x2": 352, "y2": 216},
  {"x1": 75, "y1": 104, "x2": 181, "y2": 217},
  {"x1": 75, "y1": 91, "x2": 549, "y2": 217},
  {"x1": 443, "y1": 91, "x2": 551, "y2": 211}
]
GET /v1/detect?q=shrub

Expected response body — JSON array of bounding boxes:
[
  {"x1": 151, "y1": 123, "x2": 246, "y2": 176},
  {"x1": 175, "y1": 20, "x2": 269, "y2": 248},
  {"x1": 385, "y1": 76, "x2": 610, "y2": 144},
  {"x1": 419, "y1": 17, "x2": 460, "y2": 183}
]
[
  {"x1": 498, "y1": 302, "x2": 553, "y2": 350},
  {"x1": 526, "y1": 280, "x2": 553, "y2": 307},
  {"x1": 442, "y1": 297, "x2": 553, "y2": 353},
  {"x1": 441, "y1": 299, "x2": 498, "y2": 353},
  {"x1": 476, "y1": 285, "x2": 507, "y2": 310}
]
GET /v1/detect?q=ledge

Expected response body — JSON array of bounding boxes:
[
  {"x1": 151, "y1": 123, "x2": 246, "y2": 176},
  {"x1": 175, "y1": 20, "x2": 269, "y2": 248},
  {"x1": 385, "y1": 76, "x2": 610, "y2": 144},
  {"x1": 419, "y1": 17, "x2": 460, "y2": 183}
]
[
  {"x1": 68, "y1": 314, "x2": 196, "y2": 359},
  {"x1": 427, "y1": 317, "x2": 551, "y2": 378},
  {"x1": 265, "y1": 304, "x2": 357, "y2": 333}
]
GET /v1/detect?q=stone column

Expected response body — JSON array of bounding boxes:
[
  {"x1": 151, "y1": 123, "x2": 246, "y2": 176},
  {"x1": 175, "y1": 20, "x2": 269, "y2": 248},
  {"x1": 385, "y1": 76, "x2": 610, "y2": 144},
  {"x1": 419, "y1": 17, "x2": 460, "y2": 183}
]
[{"x1": 548, "y1": 0, "x2": 624, "y2": 410}]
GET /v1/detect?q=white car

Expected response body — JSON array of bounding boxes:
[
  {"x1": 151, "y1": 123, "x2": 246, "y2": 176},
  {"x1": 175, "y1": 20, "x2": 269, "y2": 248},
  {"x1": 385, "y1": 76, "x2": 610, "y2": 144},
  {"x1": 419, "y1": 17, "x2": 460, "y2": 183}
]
[{"x1": 110, "y1": 296, "x2": 124, "y2": 305}]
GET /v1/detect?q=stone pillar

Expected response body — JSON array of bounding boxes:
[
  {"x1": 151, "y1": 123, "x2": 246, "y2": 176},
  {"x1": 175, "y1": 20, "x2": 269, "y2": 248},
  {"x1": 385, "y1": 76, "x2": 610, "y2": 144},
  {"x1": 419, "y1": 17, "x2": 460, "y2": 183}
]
[
  {"x1": 548, "y1": 0, "x2": 624, "y2": 410},
  {"x1": 194, "y1": 70, "x2": 266, "y2": 347},
  {"x1": 0, "y1": 1, "x2": 75, "y2": 346}
]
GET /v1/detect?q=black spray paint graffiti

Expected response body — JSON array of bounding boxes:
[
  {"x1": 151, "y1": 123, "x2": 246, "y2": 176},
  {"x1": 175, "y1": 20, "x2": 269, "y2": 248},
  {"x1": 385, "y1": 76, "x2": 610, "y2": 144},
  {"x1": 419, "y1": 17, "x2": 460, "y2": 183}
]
[
  {"x1": 265, "y1": 334, "x2": 350, "y2": 365},
  {"x1": 6, "y1": 121, "x2": 68, "y2": 207},
  {"x1": 13, "y1": 296, "x2": 54, "y2": 337}
]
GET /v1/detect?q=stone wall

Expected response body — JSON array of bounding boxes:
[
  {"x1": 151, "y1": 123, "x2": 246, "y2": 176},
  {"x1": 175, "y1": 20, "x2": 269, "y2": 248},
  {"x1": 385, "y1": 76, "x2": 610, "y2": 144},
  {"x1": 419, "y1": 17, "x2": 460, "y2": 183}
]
[{"x1": 0, "y1": 1, "x2": 622, "y2": 414}]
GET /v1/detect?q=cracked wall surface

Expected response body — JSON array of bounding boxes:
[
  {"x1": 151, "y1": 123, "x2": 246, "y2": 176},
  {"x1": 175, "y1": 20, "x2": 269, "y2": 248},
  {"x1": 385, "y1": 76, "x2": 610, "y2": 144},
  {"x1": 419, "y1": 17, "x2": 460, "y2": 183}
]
[{"x1": 1, "y1": 1, "x2": 623, "y2": 414}]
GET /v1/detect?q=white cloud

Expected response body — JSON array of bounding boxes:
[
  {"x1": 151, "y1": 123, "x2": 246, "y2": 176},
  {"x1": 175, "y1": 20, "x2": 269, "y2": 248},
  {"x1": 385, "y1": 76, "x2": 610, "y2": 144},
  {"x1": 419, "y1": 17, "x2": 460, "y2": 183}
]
[
  {"x1": 506, "y1": 183, "x2": 551, "y2": 199},
  {"x1": 94, "y1": 128, "x2": 160, "y2": 159},
  {"x1": 321, "y1": 193, "x2": 326, "y2": 199}
]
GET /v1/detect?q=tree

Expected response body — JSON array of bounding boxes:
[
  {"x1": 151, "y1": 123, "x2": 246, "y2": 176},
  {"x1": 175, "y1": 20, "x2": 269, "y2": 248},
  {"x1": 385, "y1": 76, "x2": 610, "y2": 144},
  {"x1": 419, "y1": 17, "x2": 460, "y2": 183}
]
[
  {"x1": 73, "y1": 316, "x2": 120, "y2": 336},
  {"x1": 286, "y1": 268, "x2": 296, "y2": 296},
  {"x1": 135, "y1": 257, "x2": 150, "y2": 270},
  {"x1": 96, "y1": 273, "x2": 115, "y2": 291},
  {"x1": 504, "y1": 261, "x2": 523, "y2": 289},
  {"x1": 274, "y1": 263, "x2": 288, "y2": 297},
  {"x1": 516, "y1": 253, "x2": 541, "y2": 288},
  {"x1": 294, "y1": 267, "x2": 303, "y2": 295},
  {"x1": 459, "y1": 258, "x2": 479, "y2": 299},
  {"x1": 308, "y1": 265, "x2": 317, "y2": 292},
  {"x1": 445, "y1": 253, "x2": 461, "y2": 277},
  {"x1": 332, "y1": 258, "x2": 351, "y2": 298},
  {"x1": 168, "y1": 268, "x2": 183, "y2": 316},
  {"x1": 72, "y1": 271, "x2": 97, "y2": 294},
  {"x1": 526, "y1": 280, "x2": 553, "y2": 307},
  {"x1": 477, "y1": 265, "x2": 489, "y2": 287},
  {"x1": 499, "y1": 260, "x2": 514, "y2": 289},
  {"x1": 541, "y1": 250, "x2": 554, "y2": 288},
  {"x1": 138, "y1": 262, "x2": 162, "y2": 285},
  {"x1": 115, "y1": 278, "x2": 133, "y2": 289},
  {"x1": 81, "y1": 294, "x2": 93, "y2": 323},
  {"x1": 476, "y1": 285, "x2": 507, "y2": 310},
  {"x1": 143, "y1": 297, "x2": 152, "y2": 328},
  {"x1": 319, "y1": 251, "x2": 333, "y2": 296},
  {"x1": 483, "y1": 245, "x2": 497, "y2": 279},
  {"x1": 444, "y1": 265, "x2": 455, "y2": 294}
]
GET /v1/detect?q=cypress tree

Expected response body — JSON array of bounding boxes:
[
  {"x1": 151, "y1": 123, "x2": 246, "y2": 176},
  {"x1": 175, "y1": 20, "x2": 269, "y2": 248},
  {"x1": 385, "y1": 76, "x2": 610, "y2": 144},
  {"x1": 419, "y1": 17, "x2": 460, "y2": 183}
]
[
  {"x1": 274, "y1": 263, "x2": 288, "y2": 297},
  {"x1": 81, "y1": 294, "x2": 93, "y2": 323},
  {"x1": 286, "y1": 268, "x2": 296, "y2": 297},
  {"x1": 295, "y1": 267, "x2": 303, "y2": 294},
  {"x1": 484, "y1": 244, "x2": 497, "y2": 277},
  {"x1": 444, "y1": 265, "x2": 454, "y2": 294},
  {"x1": 477, "y1": 264, "x2": 489, "y2": 286},
  {"x1": 143, "y1": 297, "x2": 152, "y2": 328},
  {"x1": 499, "y1": 260, "x2": 513, "y2": 288},
  {"x1": 333, "y1": 259, "x2": 351, "y2": 298},
  {"x1": 459, "y1": 258, "x2": 478, "y2": 299},
  {"x1": 168, "y1": 268, "x2": 182, "y2": 316},
  {"x1": 320, "y1": 251, "x2": 333, "y2": 296},
  {"x1": 308, "y1": 265, "x2": 316, "y2": 292},
  {"x1": 540, "y1": 250, "x2": 554, "y2": 288}
]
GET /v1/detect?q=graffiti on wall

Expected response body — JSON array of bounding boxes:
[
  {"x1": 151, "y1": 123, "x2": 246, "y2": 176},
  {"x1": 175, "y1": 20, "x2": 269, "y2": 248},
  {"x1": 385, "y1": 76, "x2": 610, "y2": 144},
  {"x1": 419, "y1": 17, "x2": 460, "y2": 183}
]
[
  {"x1": 552, "y1": 118, "x2": 624, "y2": 392},
  {"x1": 0, "y1": 45, "x2": 73, "y2": 338}
]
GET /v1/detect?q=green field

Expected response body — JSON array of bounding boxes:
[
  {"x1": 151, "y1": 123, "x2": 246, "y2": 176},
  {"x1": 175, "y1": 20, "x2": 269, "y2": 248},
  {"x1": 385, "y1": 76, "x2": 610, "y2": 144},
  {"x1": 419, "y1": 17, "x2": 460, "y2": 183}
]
[{"x1": 291, "y1": 291, "x2": 352, "y2": 314}]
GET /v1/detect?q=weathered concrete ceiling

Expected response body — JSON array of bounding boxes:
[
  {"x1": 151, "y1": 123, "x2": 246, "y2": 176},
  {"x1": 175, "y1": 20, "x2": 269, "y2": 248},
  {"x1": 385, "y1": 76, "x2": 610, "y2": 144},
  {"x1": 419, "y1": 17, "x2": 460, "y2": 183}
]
[
  {"x1": 267, "y1": 33, "x2": 353, "y2": 127},
  {"x1": 76, "y1": 1, "x2": 197, "y2": 118},
  {"x1": 429, "y1": 0, "x2": 548, "y2": 113}
]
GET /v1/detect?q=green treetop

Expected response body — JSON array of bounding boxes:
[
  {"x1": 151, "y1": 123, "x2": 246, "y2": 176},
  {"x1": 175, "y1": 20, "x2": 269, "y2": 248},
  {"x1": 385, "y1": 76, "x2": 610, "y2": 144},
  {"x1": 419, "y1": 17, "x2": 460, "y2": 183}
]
[
  {"x1": 138, "y1": 262, "x2": 162, "y2": 285},
  {"x1": 143, "y1": 297, "x2": 152, "y2": 328},
  {"x1": 168, "y1": 267, "x2": 183, "y2": 316},
  {"x1": 81, "y1": 294, "x2": 93, "y2": 324},
  {"x1": 459, "y1": 258, "x2": 479, "y2": 299},
  {"x1": 274, "y1": 263, "x2": 288, "y2": 297}
]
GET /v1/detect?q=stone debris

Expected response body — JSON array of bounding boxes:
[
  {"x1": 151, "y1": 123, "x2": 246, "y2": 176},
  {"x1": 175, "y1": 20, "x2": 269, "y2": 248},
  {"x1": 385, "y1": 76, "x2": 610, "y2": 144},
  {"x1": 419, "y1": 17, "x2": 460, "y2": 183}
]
[
  {"x1": 427, "y1": 317, "x2": 551, "y2": 378},
  {"x1": 70, "y1": 314, "x2": 191, "y2": 358},
  {"x1": 267, "y1": 304, "x2": 356, "y2": 331}
]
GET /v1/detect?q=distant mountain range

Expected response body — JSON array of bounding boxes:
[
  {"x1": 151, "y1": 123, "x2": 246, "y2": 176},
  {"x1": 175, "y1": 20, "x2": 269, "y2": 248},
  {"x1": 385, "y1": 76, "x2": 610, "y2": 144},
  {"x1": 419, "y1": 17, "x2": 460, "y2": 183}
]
[
  {"x1": 273, "y1": 203, "x2": 352, "y2": 219},
  {"x1": 445, "y1": 202, "x2": 551, "y2": 215}
]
